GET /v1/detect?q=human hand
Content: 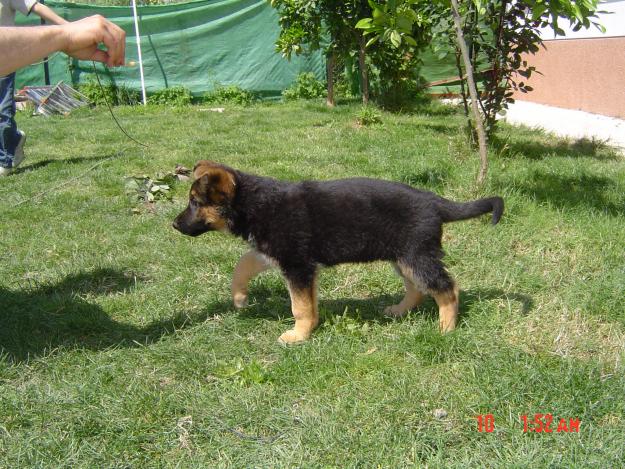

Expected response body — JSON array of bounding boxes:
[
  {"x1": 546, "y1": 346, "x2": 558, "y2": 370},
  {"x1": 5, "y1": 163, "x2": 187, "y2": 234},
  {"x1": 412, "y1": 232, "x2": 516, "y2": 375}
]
[{"x1": 60, "y1": 15, "x2": 126, "y2": 67}]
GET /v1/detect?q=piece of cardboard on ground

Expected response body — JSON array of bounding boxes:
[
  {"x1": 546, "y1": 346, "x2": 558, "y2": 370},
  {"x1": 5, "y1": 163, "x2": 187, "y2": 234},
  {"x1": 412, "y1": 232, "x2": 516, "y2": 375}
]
[{"x1": 16, "y1": 82, "x2": 90, "y2": 116}]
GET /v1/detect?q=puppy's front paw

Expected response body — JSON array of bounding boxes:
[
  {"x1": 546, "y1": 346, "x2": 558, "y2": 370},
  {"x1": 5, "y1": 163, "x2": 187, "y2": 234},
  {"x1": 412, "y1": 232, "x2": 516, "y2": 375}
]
[
  {"x1": 278, "y1": 329, "x2": 309, "y2": 344},
  {"x1": 233, "y1": 292, "x2": 248, "y2": 309},
  {"x1": 384, "y1": 304, "x2": 408, "y2": 318},
  {"x1": 439, "y1": 318, "x2": 457, "y2": 333}
]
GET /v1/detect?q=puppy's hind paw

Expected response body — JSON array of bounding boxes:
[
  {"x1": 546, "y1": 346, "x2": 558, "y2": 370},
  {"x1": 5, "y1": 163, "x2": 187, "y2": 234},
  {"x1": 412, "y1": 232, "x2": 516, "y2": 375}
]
[{"x1": 384, "y1": 305, "x2": 408, "y2": 318}]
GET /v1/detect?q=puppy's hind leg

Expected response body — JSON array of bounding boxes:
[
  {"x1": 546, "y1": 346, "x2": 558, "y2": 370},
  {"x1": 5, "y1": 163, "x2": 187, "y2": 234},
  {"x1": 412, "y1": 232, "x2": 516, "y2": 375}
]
[
  {"x1": 432, "y1": 283, "x2": 460, "y2": 333},
  {"x1": 279, "y1": 269, "x2": 319, "y2": 344},
  {"x1": 231, "y1": 250, "x2": 272, "y2": 308},
  {"x1": 384, "y1": 262, "x2": 425, "y2": 318},
  {"x1": 399, "y1": 256, "x2": 459, "y2": 333}
]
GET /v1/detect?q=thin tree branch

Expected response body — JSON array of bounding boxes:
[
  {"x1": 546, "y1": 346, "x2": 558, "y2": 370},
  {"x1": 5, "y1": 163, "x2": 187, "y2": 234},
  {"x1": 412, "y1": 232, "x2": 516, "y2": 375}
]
[{"x1": 450, "y1": 0, "x2": 489, "y2": 185}]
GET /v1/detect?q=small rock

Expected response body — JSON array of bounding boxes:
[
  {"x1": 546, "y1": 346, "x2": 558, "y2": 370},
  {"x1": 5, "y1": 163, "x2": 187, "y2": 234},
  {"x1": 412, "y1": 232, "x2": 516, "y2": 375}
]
[{"x1": 433, "y1": 408, "x2": 448, "y2": 419}]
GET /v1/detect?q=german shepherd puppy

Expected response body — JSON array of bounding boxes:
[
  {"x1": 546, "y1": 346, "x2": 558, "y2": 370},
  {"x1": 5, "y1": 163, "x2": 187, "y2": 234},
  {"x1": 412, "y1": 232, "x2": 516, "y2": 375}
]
[{"x1": 173, "y1": 161, "x2": 504, "y2": 344}]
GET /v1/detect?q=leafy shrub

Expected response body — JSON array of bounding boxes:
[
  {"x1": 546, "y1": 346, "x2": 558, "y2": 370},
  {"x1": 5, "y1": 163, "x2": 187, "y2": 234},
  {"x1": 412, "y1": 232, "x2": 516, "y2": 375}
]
[
  {"x1": 147, "y1": 86, "x2": 192, "y2": 106},
  {"x1": 356, "y1": 106, "x2": 382, "y2": 126},
  {"x1": 367, "y1": 45, "x2": 428, "y2": 111},
  {"x1": 334, "y1": 75, "x2": 358, "y2": 100},
  {"x1": 79, "y1": 78, "x2": 141, "y2": 106},
  {"x1": 282, "y1": 72, "x2": 326, "y2": 101},
  {"x1": 203, "y1": 85, "x2": 256, "y2": 105},
  {"x1": 372, "y1": 76, "x2": 428, "y2": 111}
]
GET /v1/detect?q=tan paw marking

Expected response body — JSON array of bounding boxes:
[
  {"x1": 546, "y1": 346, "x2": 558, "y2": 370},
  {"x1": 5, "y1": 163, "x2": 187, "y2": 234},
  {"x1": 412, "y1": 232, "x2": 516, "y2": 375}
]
[
  {"x1": 439, "y1": 316, "x2": 457, "y2": 333},
  {"x1": 384, "y1": 304, "x2": 409, "y2": 318},
  {"x1": 233, "y1": 292, "x2": 248, "y2": 309},
  {"x1": 278, "y1": 329, "x2": 309, "y2": 344}
]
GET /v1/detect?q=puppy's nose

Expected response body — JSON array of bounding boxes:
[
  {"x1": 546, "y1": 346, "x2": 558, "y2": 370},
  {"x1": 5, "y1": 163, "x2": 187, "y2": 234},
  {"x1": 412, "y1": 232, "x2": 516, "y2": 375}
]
[{"x1": 172, "y1": 220, "x2": 180, "y2": 230}]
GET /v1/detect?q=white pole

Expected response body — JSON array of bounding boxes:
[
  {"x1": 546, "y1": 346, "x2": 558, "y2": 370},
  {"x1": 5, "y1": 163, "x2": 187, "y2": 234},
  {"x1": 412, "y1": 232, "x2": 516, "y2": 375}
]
[{"x1": 131, "y1": 0, "x2": 147, "y2": 105}]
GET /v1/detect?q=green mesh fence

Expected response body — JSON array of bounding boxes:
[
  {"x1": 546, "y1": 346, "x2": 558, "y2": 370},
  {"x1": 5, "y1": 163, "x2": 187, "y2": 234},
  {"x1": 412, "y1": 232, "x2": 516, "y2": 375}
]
[
  {"x1": 15, "y1": 0, "x2": 325, "y2": 96},
  {"x1": 15, "y1": 0, "x2": 471, "y2": 97}
]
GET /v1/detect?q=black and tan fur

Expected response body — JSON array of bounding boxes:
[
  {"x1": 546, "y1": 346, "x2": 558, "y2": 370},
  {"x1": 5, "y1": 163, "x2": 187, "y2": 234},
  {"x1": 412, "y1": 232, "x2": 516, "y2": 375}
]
[{"x1": 173, "y1": 161, "x2": 504, "y2": 344}]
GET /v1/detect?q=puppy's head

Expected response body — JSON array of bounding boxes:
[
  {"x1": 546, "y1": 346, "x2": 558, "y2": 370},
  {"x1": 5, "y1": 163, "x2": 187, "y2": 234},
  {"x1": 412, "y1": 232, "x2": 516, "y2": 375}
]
[{"x1": 172, "y1": 161, "x2": 236, "y2": 237}]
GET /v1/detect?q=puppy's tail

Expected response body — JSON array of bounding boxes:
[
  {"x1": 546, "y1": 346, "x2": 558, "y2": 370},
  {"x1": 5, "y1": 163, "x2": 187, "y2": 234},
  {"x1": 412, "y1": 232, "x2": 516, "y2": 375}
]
[{"x1": 437, "y1": 196, "x2": 504, "y2": 225}]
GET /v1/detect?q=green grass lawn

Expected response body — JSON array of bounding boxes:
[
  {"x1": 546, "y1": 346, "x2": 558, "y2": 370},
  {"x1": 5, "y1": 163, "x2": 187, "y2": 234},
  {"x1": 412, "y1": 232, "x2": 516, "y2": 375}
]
[{"x1": 1, "y1": 100, "x2": 624, "y2": 467}]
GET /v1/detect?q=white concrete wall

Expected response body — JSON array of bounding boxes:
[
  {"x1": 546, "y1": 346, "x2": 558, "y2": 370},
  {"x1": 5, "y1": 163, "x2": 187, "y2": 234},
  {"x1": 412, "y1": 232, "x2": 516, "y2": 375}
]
[{"x1": 539, "y1": 0, "x2": 625, "y2": 39}]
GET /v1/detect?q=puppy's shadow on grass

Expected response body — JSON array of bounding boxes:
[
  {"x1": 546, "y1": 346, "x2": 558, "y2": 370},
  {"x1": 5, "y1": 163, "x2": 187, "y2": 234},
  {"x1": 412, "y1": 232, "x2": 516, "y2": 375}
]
[
  {"x1": 0, "y1": 269, "x2": 140, "y2": 362},
  {"x1": 0, "y1": 268, "x2": 232, "y2": 363},
  {"x1": 324, "y1": 288, "x2": 533, "y2": 323},
  {"x1": 491, "y1": 134, "x2": 621, "y2": 161},
  {"x1": 239, "y1": 286, "x2": 397, "y2": 325},
  {"x1": 14, "y1": 154, "x2": 113, "y2": 174},
  {"x1": 459, "y1": 288, "x2": 533, "y2": 316},
  {"x1": 240, "y1": 284, "x2": 534, "y2": 325},
  {"x1": 493, "y1": 170, "x2": 624, "y2": 217},
  {"x1": 0, "y1": 269, "x2": 533, "y2": 363}
]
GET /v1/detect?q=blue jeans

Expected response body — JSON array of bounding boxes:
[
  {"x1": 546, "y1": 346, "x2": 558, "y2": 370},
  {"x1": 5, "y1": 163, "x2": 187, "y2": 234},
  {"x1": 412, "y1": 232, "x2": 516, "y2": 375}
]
[{"x1": 0, "y1": 73, "x2": 19, "y2": 169}]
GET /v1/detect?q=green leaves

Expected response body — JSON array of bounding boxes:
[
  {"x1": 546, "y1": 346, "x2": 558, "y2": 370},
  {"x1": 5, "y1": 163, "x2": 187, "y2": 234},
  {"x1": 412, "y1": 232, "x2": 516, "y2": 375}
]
[
  {"x1": 403, "y1": 35, "x2": 417, "y2": 46},
  {"x1": 527, "y1": 0, "x2": 602, "y2": 32},
  {"x1": 355, "y1": 18, "x2": 373, "y2": 29},
  {"x1": 79, "y1": 78, "x2": 140, "y2": 106},
  {"x1": 368, "y1": 0, "x2": 383, "y2": 11},
  {"x1": 282, "y1": 72, "x2": 326, "y2": 101},
  {"x1": 125, "y1": 175, "x2": 173, "y2": 204},
  {"x1": 365, "y1": 35, "x2": 380, "y2": 47},
  {"x1": 396, "y1": 14, "x2": 413, "y2": 32},
  {"x1": 212, "y1": 359, "x2": 270, "y2": 386},
  {"x1": 147, "y1": 87, "x2": 192, "y2": 107},
  {"x1": 124, "y1": 168, "x2": 188, "y2": 206},
  {"x1": 357, "y1": 1, "x2": 420, "y2": 50},
  {"x1": 355, "y1": 106, "x2": 382, "y2": 126},
  {"x1": 531, "y1": 3, "x2": 548, "y2": 20},
  {"x1": 471, "y1": 0, "x2": 487, "y2": 15},
  {"x1": 204, "y1": 85, "x2": 256, "y2": 106},
  {"x1": 390, "y1": 29, "x2": 402, "y2": 47},
  {"x1": 372, "y1": 5, "x2": 389, "y2": 24}
]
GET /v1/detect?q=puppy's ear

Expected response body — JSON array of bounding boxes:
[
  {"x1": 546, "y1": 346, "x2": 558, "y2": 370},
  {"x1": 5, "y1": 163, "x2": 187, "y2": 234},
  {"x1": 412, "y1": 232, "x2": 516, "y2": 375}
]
[
  {"x1": 195, "y1": 167, "x2": 236, "y2": 204},
  {"x1": 193, "y1": 160, "x2": 216, "y2": 180},
  {"x1": 195, "y1": 174, "x2": 211, "y2": 196}
]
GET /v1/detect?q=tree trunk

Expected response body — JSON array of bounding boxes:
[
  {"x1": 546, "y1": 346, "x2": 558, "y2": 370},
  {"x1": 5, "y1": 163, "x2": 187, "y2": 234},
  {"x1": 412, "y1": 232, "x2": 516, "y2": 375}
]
[
  {"x1": 326, "y1": 51, "x2": 336, "y2": 107},
  {"x1": 358, "y1": 35, "x2": 369, "y2": 105},
  {"x1": 454, "y1": 48, "x2": 470, "y2": 118},
  {"x1": 450, "y1": 0, "x2": 488, "y2": 186}
]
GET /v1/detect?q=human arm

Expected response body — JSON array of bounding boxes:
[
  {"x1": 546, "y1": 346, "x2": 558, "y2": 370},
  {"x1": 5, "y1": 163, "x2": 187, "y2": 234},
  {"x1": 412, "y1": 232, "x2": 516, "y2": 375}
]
[
  {"x1": 0, "y1": 15, "x2": 125, "y2": 76},
  {"x1": 31, "y1": 2, "x2": 69, "y2": 25}
]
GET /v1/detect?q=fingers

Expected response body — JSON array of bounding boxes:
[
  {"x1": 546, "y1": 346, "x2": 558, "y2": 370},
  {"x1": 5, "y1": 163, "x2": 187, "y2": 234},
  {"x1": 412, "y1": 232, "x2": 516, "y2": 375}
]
[
  {"x1": 63, "y1": 15, "x2": 126, "y2": 68},
  {"x1": 90, "y1": 48, "x2": 110, "y2": 65},
  {"x1": 100, "y1": 17, "x2": 126, "y2": 67}
]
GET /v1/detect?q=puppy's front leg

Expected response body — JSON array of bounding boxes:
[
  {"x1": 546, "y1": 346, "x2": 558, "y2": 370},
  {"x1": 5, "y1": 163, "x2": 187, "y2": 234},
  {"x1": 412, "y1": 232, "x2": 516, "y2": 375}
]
[
  {"x1": 279, "y1": 271, "x2": 319, "y2": 344},
  {"x1": 231, "y1": 250, "x2": 272, "y2": 308}
]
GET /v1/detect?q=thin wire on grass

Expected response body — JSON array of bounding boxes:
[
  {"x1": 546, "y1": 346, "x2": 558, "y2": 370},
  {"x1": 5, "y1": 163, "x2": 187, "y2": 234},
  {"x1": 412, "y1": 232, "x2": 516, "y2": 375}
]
[
  {"x1": 213, "y1": 416, "x2": 284, "y2": 444},
  {"x1": 9, "y1": 62, "x2": 151, "y2": 205},
  {"x1": 14, "y1": 150, "x2": 125, "y2": 206}
]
